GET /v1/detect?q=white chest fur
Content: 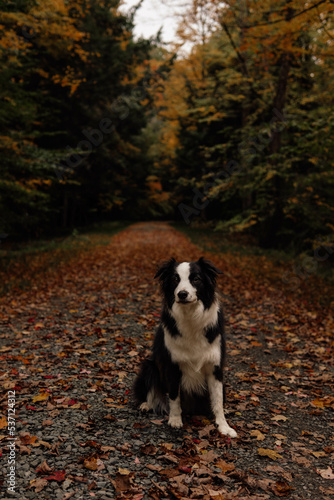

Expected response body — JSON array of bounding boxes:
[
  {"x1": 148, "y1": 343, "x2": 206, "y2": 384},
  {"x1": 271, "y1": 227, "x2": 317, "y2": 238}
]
[{"x1": 163, "y1": 300, "x2": 221, "y2": 394}]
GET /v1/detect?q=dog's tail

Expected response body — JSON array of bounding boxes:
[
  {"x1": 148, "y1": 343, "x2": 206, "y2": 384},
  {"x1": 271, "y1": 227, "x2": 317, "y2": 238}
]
[{"x1": 133, "y1": 359, "x2": 167, "y2": 414}]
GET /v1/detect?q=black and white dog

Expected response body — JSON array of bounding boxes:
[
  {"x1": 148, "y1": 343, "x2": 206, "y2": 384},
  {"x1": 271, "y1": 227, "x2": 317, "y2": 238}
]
[{"x1": 134, "y1": 257, "x2": 237, "y2": 437}]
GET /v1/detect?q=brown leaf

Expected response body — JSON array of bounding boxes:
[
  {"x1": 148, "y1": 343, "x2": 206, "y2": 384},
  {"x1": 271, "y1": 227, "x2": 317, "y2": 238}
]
[
  {"x1": 311, "y1": 451, "x2": 327, "y2": 458},
  {"x1": 20, "y1": 433, "x2": 38, "y2": 445},
  {"x1": 159, "y1": 467, "x2": 181, "y2": 478},
  {"x1": 42, "y1": 419, "x2": 53, "y2": 426},
  {"x1": 271, "y1": 415, "x2": 287, "y2": 422},
  {"x1": 0, "y1": 417, "x2": 7, "y2": 429},
  {"x1": 83, "y1": 456, "x2": 98, "y2": 471},
  {"x1": 111, "y1": 472, "x2": 134, "y2": 493},
  {"x1": 29, "y1": 478, "x2": 48, "y2": 493},
  {"x1": 200, "y1": 450, "x2": 218, "y2": 463},
  {"x1": 317, "y1": 467, "x2": 334, "y2": 480},
  {"x1": 215, "y1": 460, "x2": 235, "y2": 473},
  {"x1": 140, "y1": 443, "x2": 157, "y2": 455},
  {"x1": 271, "y1": 480, "x2": 294, "y2": 496}
]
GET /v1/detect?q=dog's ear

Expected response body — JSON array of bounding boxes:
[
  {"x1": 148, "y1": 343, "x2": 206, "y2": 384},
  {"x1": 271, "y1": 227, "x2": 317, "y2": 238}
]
[
  {"x1": 197, "y1": 257, "x2": 223, "y2": 281},
  {"x1": 154, "y1": 257, "x2": 177, "y2": 281}
]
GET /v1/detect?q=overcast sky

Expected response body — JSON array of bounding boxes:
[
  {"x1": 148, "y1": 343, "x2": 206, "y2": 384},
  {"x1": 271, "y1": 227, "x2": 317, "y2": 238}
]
[{"x1": 121, "y1": 0, "x2": 185, "y2": 44}]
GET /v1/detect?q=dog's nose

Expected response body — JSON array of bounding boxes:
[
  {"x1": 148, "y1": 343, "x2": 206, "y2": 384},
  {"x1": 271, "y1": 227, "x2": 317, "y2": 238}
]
[{"x1": 178, "y1": 290, "x2": 188, "y2": 301}]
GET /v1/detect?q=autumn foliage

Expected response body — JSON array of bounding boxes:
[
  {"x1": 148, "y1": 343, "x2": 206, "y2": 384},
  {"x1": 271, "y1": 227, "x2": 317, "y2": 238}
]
[
  {"x1": 0, "y1": 0, "x2": 333, "y2": 253},
  {"x1": 150, "y1": 0, "x2": 334, "y2": 251}
]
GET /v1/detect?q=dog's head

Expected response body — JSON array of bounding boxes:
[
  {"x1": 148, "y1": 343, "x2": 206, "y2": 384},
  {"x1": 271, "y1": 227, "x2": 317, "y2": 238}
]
[{"x1": 154, "y1": 257, "x2": 222, "y2": 309}]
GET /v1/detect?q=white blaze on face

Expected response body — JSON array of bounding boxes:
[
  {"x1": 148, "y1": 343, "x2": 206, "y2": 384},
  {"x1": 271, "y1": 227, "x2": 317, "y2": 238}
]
[{"x1": 175, "y1": 262, "x2": 197, "y2": 303}]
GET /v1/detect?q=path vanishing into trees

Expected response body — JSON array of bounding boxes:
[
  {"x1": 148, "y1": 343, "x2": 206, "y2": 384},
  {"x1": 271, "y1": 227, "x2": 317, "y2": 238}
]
[{"x1": 0, "y1": 222, "x2": 333, "y2": 499}]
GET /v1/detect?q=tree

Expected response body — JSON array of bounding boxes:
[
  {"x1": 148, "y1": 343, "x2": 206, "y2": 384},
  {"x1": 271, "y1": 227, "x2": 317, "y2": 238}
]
[
  {"x1": 151, "y1": 0, "x2": 334, "y2": 251},
  {"x1": 0, "y1": 0, "x2": 155, "y2": 238}
]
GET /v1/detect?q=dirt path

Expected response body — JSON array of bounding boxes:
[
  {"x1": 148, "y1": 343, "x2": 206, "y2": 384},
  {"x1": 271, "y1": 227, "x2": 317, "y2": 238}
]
[{"x1": 0, "y1": 222, "x2": 333, "y2": 499}]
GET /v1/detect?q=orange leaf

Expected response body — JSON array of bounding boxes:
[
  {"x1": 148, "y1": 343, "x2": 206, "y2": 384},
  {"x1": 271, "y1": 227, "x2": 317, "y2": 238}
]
[{"x1": 32, "y1": 392, "x2": 49, "y2": 403}]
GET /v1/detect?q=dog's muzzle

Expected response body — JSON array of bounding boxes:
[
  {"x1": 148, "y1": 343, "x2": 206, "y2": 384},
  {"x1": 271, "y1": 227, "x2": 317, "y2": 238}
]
[{"x1": 177, "y1": 290, "x2": 196, "y2": 304}]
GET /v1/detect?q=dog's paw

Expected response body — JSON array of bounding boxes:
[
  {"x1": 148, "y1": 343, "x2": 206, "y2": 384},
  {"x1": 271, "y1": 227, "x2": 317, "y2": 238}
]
[
  {"x1": 217, "y1": 422, "x2": 238, "y2": 438},
  {"x1": 168, "y1": 416, "x2": 183, "y2": 429},
  {"x1": 139, "y1": 402, "x2": 150, "y2": 412}
]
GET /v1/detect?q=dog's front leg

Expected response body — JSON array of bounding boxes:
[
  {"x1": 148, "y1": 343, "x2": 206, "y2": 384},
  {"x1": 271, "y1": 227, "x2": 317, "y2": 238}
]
[
  {"x1": 168, "y1": 393, "x2": 182, "y2": 428},
  {"x1": 167, "y1": 367, "x2": 183, "y2": 428},
  {"x1": 207, "y1": 372, "x2": 237, "y2": 438}
]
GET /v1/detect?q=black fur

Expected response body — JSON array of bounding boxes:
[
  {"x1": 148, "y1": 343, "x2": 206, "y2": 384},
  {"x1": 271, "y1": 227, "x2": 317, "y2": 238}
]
[
  {"x1": 134, "y1": 325, "x2": 215, "y2": 416},
  {"x1": 133, "y1": 256, "x2": 237, "y2": 437}
]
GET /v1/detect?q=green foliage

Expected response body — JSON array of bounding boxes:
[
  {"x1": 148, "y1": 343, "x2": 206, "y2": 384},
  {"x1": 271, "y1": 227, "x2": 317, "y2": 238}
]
[
  {"x1": 152, "y1": 1, "x2": 334, "y2": 252},
  {"x1": 0, "y1": 0, "x2": 155, "y2": 239}
]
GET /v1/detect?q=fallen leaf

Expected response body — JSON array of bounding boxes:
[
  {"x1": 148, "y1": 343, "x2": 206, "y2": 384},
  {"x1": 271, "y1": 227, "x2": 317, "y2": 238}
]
[
  {"x1": 29, "y1": 478, "x2": 48, "y2": 492},
  {"x1": 140, "y1": 443, "x2": 157, "y2": 455},
  {"x1": 258, "y1": 448, "x2": 282, "y2": 461},
  {"x1": 84, "y1": 456, "x2": 98, "y2": 471},
  {"x1": 36, "y1": 460, "x2": 52, "y2": 474},
  {"x1": 271, "y1": 480, "x2": 294, "y2": 496},
  {"x1": 317, "y1": 467, "x2": 334, "y2": 479},
  {"x1": 118, "y1": 468, "x2": 131, "y2": 475},
  {"x1": 159, "y1": 468, "x2": 181, "y2": 478},
  {"x1": 250, "y1": 429, "x2": 266, "y2": 441},
  {"x1": 42, "y1": 420, "x2": 53, "y2": 426},
  {"x1": 44, "y1": 470, "x2": 66, "y2": 482},
  {"x1": 32, "y1": 392, "x2": 49, "y2": 403},
  {"x1": 271, "y1": 415, "x2": 287, "y2": 422},
  {"x1": 213, "y1": 462, "x2": 234, "y2": 475},
  {"x1": 311, "y1": 451, "x2": 327, "y2": 458}
]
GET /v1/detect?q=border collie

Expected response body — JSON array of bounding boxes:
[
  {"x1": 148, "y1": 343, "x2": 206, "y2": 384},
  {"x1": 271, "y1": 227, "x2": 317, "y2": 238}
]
[{"x1": 134, "y1": 257, "x2": 237, "y2": 437}]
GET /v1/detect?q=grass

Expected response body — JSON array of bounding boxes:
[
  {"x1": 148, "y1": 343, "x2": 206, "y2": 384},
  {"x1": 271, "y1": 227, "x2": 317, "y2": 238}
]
[
  {"x1": 174, "y1": 223, "x2": 334, "y2": 271},
  {"x1": 0, "y1": 221, "x2": 128, "y2": 296},
  {"x1": 174, "y1": 223, "x2": 334, "y2": 307},
  {"x1": 173, "y1": 223, "x2": 291, "y2": 262}
]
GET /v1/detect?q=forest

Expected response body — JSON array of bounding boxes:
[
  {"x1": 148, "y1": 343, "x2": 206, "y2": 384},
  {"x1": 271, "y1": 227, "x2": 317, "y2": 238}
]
[
  {"x1": 1, "y1": 3, "x2": 334, "y2": 498},
  {"x1": 0, "y1": 0, "x2": 333, "y2": 253}
]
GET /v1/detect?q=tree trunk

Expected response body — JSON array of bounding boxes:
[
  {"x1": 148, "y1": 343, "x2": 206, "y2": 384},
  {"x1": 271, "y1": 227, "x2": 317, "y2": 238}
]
[{"x1": 270, "y1": 54, "x2": 290, "y2": 155}]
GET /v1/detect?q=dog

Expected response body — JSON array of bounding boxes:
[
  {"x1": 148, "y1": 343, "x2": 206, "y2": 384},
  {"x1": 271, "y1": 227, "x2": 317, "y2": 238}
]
[{"x1": 133, "y1": 257, "x2": 237, "y2": 437}]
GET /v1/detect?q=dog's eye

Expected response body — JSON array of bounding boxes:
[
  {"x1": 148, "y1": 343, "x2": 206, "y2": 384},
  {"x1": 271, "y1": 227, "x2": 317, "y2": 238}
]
[
  {"x1": 192, "y1": 275, "x2": 201, "y2": 283},
  {"x1": 172, "y1": 275, "x2": 180, "y2": 284}
]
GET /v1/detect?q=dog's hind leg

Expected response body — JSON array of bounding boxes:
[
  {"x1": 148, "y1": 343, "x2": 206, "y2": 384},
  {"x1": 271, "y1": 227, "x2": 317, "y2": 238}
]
[
  {"x1": 167, "y1": 366, "x2": 183, "y2": 428},
  {"x1": 139, "y1": 388, "x2": 159, "y2": 411},
  {"x1": 134, "y1": 359, "x2": 167, "y2": 413}
]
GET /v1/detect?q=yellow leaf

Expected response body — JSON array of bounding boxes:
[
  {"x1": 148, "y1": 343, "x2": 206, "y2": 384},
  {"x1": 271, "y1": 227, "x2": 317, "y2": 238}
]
[
  {"x1": 250, "y1": 430, "x2": 265, "y2": 441},
  {"x1": 118, "y1": 468, "x2": 131, "y2": 475},
  {"x1": 258, "y1": 448, "x2": 282, "y2": 461}
]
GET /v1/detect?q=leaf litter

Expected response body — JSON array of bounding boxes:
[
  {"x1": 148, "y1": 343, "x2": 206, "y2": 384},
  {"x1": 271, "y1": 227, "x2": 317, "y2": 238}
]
[{"x1": 0, "y1": 222, "x2": 333, "y2": 499}]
